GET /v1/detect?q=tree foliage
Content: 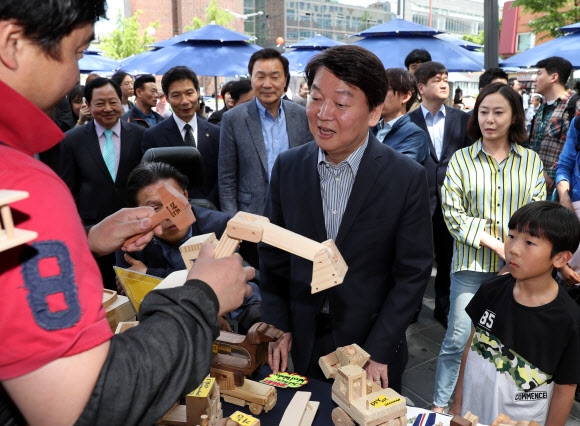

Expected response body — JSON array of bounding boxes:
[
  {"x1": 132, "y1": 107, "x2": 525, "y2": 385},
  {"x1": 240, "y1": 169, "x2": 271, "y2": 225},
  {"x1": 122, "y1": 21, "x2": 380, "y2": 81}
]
[
  {"x1": 462, "y1": 31, "x2": 485, "y2": 46},
  {"x1": 512, "y1": 0, "x2": 580, "y2": 39},
  {"x1": 185, "y1": 0, "x2": 235, "y2": 31},
  {"x1": 100, "y1": 10, "x2": 159, "y2": 60}
]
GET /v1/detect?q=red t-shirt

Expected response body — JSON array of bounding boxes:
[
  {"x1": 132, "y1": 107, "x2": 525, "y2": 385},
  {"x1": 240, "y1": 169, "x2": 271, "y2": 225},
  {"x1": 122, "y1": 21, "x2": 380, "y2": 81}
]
[{"x1": 0, "y1": 81, "x2": 112, "y2": 380}]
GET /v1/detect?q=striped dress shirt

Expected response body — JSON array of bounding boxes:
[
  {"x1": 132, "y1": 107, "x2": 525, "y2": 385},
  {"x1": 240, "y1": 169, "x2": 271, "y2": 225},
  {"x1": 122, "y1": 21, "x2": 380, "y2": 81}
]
[
  {"x1": 317, "y1": 137, "x2": 368, "y2": 240},
  {"x1": 441, "y1": 139, "x2": 546, "y2": 273}
]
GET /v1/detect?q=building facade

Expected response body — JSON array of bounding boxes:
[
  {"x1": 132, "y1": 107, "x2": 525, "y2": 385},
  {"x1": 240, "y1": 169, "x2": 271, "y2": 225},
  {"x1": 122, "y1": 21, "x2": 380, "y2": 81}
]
[
  {"x1": 252, "y1": 0, "x2": 396, "y2": 46},
  {"x1": 125, "y1": 0, "x2": 245, "y2": 43}
]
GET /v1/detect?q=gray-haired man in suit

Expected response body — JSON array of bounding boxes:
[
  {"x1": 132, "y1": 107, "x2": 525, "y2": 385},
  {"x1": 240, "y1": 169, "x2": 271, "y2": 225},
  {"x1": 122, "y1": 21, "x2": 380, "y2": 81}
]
[{"x1": 218, "y1": 48, "x2": 311, "y2": 216}]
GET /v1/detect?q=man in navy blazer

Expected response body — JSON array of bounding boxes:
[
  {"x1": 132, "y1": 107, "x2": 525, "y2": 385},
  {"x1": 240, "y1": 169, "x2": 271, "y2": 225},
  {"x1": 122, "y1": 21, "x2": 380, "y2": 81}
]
[
  {"x1": 60, "y1": 78, "x2": 145, "y2": 289},
  {"x1": 371, "y1": 68, "x2": 429, "y2": 165},
  {"x1": 260, "y1": 46, "x2": 433, "y2": 393},
  {"x1": 218, "y1": 48, "x2": 310, "y2": 216},
  {"x1": 141, "y1": 66, "x2": 221, "y2": 208},
  {"x1": 408, "y1": 62, "x2": 473, "y2": 327}
]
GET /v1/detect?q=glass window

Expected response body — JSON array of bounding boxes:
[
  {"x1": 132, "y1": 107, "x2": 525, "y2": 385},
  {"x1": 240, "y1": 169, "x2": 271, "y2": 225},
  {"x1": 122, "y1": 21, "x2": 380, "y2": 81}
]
[{"x1": 516, "y1": 33, "x2": 535, "y2": 52}]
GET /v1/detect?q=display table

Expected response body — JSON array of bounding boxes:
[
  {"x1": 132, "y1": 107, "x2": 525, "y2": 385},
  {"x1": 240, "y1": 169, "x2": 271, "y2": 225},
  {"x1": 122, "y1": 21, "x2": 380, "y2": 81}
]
[{"x1": 219, "y1": 366, "x2": 452, "y2": 425}]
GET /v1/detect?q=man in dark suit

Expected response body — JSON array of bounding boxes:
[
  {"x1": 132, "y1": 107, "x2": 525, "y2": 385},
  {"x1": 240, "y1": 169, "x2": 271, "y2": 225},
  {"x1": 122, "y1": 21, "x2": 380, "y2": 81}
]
[
  {"x1": 260, "y1": 45, "x2": 433, "y2": 393},
  {"x1": 60, "y1": 77, "x2": 145, "y2": 289},
  {"x1": 408, "y1": 62, "x2": 472, "y2": 328},
  {"x1": 218, "y1": 48, "x2": 311, "y2": 216},
  {"x1": 142, "y1": 66, "x2": 221, "y2": 208}
]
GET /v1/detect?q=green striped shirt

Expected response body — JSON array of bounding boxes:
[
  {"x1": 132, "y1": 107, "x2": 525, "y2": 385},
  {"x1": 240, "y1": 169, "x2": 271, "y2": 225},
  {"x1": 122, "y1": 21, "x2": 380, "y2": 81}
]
[{"x1": 441, "y1": 139, "x2": 546, "y2": 273}]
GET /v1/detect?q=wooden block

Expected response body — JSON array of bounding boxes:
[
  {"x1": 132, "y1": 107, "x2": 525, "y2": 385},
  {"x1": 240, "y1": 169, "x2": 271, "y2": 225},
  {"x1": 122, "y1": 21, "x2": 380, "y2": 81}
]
[
  {"x1": 123, "y1": 182, "x2": 195, "y2": 249},
  {"x1": 319, "y1": 351, "x2": 339, "y2": 379},
  {"x1": 214, "y1": 233, "x2": 242, "y2": 259},
  {"x1": 301, "y1": 400, "x2": 320, "y2": 426},
  {"x1": 0, "y1": 190, "x2": 30, "y2": 205},
  {"x1": 225, "y1": 212, "x2": 268, "y2": 243},
  {"x1": 0, "y1": 190, "x2": 37, "y2": 252},
  {"x1": 464, "y1": 411, "x2": 478, "y2": 426},
  {"x1": 180, "y1": 233, "x2": 216, "y2": 270},
  {"x1": 102, "y1": 289, "x2": 118, "y2": 309},
  {"x1": 186, "y1": 377, "x2": 221, "y2": 426},
  {"x1": 156, "y1": 270, "x2": 189, "y2": 290},
  {"x1": 451, "y1": 415, "x2": 472, "y2": 426},
  {"x1": 220, "y1": 379, "x2": 277, "y2": 415},
  {"x1": 210, "y1": 367, "x2": 236, "y2": 391},
  {"x1": 491, "y1": 414, "x2": 512, "y2": 426},
  {"x1": 336, "y1": 344, "x2": 370, "y2": 369},
  {"x1": 114, "y1": 321, "x2": 139, "y2": 334},
  {"x1": 280, "y1": 391, "x2": 319, "y2": 426},
  {"x1": 105, "y1": 294, "x2": 136, "y2": 331}
]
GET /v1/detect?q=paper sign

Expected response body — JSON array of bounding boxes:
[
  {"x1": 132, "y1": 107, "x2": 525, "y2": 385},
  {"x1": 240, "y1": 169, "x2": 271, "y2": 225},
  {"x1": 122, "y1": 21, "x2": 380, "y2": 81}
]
[
  {"x1": 230, "y1": 411, "x2": 257, "y2": 425},
  {"x1": 260, "y1": 372, "x2": 308, "y2": 388},
  {"x1": 369, "y1": 395, "x2": 403, "y2": 408},
  {"x1": 188, "y1": 376, "x2": 215, "y2": 398}
]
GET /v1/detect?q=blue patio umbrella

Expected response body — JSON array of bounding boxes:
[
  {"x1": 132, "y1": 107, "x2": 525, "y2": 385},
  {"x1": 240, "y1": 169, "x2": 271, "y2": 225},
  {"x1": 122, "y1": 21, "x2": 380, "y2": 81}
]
[
  {"x1": 283, "y1": 35, "x2": 345, "y2": 74},
  {"x1": 120, "y1": 49, "x2": 161, "y2": 75},
  {"x1": 500, "y1": 22, "x2": 580, "y2": 68},
  {"x1": 118, "y1": 41, "x2": 261, "y2": 76},
  {"x1": 79, "y1": 49, "x2": 120, "y2": 73},
  {"x1": 151, "y1": 23, "x2": 251, "y2": 48},
  {"x1": 352, "y1": 18, "x2": 484, "y2": 72}
]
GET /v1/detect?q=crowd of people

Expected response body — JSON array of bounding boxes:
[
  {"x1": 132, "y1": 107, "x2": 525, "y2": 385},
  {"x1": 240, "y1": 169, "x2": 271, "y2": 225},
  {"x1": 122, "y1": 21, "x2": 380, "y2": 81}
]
[{"x1": 2, "y1": 0, "x2": 580, "y2": 425}]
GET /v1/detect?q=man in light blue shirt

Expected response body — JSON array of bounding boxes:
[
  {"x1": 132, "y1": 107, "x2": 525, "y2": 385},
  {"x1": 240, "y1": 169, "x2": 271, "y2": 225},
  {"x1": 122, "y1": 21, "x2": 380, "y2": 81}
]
[
  {"x1": 409, "y1": 62, "x2": 472, "y2": 328},
  {"x1": 219, "y1": 49, "x2": 311, "y2": 216}
]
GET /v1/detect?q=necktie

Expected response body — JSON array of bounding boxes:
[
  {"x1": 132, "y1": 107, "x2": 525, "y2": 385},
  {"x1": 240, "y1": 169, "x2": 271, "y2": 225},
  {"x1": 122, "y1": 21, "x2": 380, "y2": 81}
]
[
  {"x1": 184, "y1": 123, "x2": 196, "y2": 147},
  {"x1": 103, "y1": 129, "x2": 116, "y2": 181}
]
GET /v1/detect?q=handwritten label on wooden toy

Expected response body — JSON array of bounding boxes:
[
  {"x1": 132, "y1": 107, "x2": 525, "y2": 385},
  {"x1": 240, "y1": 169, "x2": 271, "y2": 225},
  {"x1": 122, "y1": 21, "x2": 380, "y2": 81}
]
[
  {"x1": 166, "y1": 201, "x2": 181, "y2": 218},
  {"x1": 260, "y1": 372, "x2": 308, "y2": 388},
  {"x1": 188, "y1": 377, "x2": 215, "y2": 398},
  {"x1": 230, "y1": 411, "x2": 257, "y2": 425},
  {"x1": 369, "y1": 395, "x2": 403, "y2": 408}
]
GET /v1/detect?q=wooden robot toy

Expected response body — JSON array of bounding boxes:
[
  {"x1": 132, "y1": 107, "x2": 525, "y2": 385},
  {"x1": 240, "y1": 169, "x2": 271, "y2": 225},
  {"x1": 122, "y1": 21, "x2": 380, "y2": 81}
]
[{"x1": 320, "y1": 345, "x2": 407, "y2": 426}]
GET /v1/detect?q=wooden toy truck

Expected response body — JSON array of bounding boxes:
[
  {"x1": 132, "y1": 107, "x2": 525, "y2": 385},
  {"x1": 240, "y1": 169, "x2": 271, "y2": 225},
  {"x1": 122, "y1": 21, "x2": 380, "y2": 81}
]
[
  {"x1": 209, "y1": 322, "x2": 282, "y2": 415},
  {"x1": 320, "y1": 345, "x2": 407, "y2": 426}
]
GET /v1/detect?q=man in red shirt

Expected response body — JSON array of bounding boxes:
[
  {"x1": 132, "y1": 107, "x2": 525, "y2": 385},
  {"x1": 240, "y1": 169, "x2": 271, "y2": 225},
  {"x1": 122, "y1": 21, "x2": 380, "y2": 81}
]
[{"x1": 0, "y1": 1, "x2": 251, "y2": 425}]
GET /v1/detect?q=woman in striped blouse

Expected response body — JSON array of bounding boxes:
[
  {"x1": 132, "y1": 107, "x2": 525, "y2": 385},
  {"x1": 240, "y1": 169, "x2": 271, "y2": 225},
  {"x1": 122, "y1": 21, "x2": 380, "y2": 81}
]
[{"x1": 432, "y1": 82, "x2": 546, "y2": 412}]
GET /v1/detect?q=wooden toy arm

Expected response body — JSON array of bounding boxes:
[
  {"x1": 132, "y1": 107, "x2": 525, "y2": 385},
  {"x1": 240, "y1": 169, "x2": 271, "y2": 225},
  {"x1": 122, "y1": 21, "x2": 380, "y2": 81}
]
[
  {"x1": 224, "y1": 212, "x2": 348, "y2": 293},
  {"x1": 180, "y1": 212, "x2": 348, "y2": 293}
]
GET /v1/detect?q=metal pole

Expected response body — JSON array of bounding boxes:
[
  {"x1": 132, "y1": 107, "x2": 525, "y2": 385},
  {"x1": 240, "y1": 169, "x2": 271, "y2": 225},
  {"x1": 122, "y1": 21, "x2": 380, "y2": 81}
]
[{"x1": 484, "y1": 0, "x2": 499, "y2": 69}]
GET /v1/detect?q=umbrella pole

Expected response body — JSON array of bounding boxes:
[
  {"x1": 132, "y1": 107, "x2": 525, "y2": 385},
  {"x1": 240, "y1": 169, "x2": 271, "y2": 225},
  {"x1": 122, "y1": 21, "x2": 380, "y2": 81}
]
[{"x1": 214, "y1": 76, "x2": 218, "y2": 112}]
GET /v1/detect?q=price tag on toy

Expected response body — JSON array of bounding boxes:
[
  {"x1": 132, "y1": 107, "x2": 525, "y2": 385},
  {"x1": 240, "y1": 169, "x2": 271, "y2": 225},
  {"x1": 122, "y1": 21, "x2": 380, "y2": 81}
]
[
  {"x1": 369, "y1": 395, "x2": 403, "y2": 408},
  {"x1": 230, "y1": 411, "x2": 258, "y2": 425},
  {"x1": 260, "y1": 371, "x2": 308, "y2": 388},
  {"x1": 188, "y1": 376, "x2": 215, "y2": 398}
]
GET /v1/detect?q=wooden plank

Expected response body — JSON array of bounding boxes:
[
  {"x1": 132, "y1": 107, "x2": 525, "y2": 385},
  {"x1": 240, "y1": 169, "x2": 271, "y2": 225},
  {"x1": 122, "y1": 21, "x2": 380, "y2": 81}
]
[
  {"x1": 0, "y1": 190, "x2": 29, "y2": 205},
  {"x1": 280, "y1": 391, "x2": 312, "y2": 426},
  {"x1": 0, "y1": 228, "x2": 37, "y2": 252},
  {"x1": 300, "y1": 400, "x2": 320, "y2": 426}
]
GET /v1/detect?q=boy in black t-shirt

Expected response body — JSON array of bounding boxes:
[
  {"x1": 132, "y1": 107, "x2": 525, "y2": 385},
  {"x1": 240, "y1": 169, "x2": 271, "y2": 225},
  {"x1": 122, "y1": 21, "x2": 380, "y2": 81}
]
[{"x1": 450, "y1": 201, "x2": 580, "y2": 424}]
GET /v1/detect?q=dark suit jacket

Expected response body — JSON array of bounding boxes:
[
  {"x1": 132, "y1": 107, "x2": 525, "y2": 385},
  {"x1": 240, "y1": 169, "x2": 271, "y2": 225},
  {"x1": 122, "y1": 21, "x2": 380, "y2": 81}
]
[
  {"x1": 408, "y1": 105, "x2": 472, "y2": 214},
  {"x1": 59, "y1": 120, "x2": 144, "y2": 226},
  {"x1": 259, "y1": 134, "x2": 433, "y2": 374},
  {"x1": 218, "y1": 99, "x2": 311, "y2": 215},
  {"x1": 371, "y1": 114, "x2": 430, "y2": 165},
  {"x1": 141, "y1": 115, "x2": 220, "y2": 208}
]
